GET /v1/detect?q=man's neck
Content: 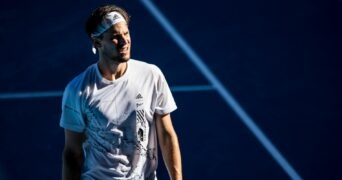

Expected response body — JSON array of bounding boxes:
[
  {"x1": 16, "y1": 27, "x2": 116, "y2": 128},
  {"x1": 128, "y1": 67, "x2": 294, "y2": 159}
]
[{"x1": 97, "y1": 58, "x2": 128, "y2": 81}]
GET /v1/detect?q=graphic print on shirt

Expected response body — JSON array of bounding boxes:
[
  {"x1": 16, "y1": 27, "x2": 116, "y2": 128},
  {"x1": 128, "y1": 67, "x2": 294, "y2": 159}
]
[
  {"x1": 84, "y1": 91, "x2": 149, "y2": 177},
  {"x1": 129, "y1": 93, "x2": 150, "y2": 178},
  {"x1": 83, "y1": 98, "x2": 134, "y2": 154},
  {"x1": 136, "y1": 93, "x2": 147, "y2": 145}
]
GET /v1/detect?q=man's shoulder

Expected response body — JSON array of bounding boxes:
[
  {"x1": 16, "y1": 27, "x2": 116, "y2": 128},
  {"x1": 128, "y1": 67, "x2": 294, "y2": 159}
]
[
  {"x1": 130, "y1": 59, "x2": 162, "y2": 75},
  {"x1": 130, "y1": 59, "x2": 152, "y2": 68}
]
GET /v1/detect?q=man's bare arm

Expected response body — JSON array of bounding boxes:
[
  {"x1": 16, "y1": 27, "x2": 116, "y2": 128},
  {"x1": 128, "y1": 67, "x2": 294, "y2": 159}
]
[
  {"x1": 62, "y1": 129, "x2": 84, "y2": 180},
  {"x1": 156, "y1": 113, "x2": 182, "y2": 180}
]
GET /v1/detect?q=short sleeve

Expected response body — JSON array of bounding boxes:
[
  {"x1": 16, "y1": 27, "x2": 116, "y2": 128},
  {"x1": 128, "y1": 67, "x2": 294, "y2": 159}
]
[
  {"x1": 152, "y1": 65, "x2": 177, "y2": 115},
  {"x1": 59, "y1": 82, "x2": 85, "y2": 133}
]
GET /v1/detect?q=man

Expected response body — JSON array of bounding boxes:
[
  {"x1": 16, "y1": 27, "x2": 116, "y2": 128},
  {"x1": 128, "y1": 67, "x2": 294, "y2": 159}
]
[{"x1": 60, "y1": 4, "x2": 182, "y2": 180}]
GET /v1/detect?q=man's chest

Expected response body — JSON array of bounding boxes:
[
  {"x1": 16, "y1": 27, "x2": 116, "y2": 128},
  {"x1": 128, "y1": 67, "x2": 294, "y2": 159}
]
[{"x1": 83, "y1": 82, "x2": 154, "y2": 128}]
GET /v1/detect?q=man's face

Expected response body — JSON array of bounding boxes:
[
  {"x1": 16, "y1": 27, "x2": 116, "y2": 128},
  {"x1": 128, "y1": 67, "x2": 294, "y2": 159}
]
[{"x1": 97, "y1": 22, "x2": 131, "y2": 62}]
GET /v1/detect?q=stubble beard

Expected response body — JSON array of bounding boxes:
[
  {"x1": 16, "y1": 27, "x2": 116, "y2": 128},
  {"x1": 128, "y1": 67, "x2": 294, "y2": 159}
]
[
  {"x1": 115, "y1": 54, "x2": 130, "y2": 63},
  {"x1": 105, "y1": 50, "x2": 130, "y2": 64}
]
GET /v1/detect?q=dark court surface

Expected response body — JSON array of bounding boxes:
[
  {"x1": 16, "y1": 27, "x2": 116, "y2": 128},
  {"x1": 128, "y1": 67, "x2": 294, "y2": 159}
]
[{"x1": 0, "y1": 0, "x2": 341, "y2": 179}]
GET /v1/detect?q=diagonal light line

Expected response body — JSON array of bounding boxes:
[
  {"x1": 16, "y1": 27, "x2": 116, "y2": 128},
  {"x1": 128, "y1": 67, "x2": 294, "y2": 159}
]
[
  {"x1": 0, "y1": 91, "x2": 63, "y2": 99},
  {"x1": 171, "y1": 85, "x2": 214, "y2": 92},
  {"x1": 140, "y1": 1, "x2": 302, "y2": 179},
  {"x1": 0, "y1": 85, "x2": 214, "y2": 100}
]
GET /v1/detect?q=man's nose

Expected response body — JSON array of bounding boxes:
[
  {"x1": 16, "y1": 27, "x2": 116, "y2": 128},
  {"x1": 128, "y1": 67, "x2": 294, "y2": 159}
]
[{"x1": 118, "y1": 36, "x2": 128, "y2": 46}]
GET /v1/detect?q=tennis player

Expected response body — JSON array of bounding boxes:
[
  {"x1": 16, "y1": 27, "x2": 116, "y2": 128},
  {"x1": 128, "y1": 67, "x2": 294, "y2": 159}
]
[{"x1": 60, "y1": 4, "x2": 182, "y2": 180}]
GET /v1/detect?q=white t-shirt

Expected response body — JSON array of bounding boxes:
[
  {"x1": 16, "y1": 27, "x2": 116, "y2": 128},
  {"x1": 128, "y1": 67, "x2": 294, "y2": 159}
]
[{"x1": 60, "y1": 59, "x2": 177, "y2": 180}]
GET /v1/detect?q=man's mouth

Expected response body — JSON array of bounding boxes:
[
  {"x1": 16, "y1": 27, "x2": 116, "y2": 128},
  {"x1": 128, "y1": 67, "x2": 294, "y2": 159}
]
[{"x1": 119, "y1": 47, "x2": 128, "y2": 54}]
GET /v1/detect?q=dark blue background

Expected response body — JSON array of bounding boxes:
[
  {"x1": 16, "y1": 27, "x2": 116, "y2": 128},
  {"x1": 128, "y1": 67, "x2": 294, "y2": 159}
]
[{"x1": 0, "y1": 0, "x2": 341, "y2": 179}]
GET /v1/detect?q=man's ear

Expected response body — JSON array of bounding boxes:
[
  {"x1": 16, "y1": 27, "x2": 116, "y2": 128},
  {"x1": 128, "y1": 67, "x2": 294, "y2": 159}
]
[{"x1": 92, "y1": 37, "x2": 102, "y2": 48}]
